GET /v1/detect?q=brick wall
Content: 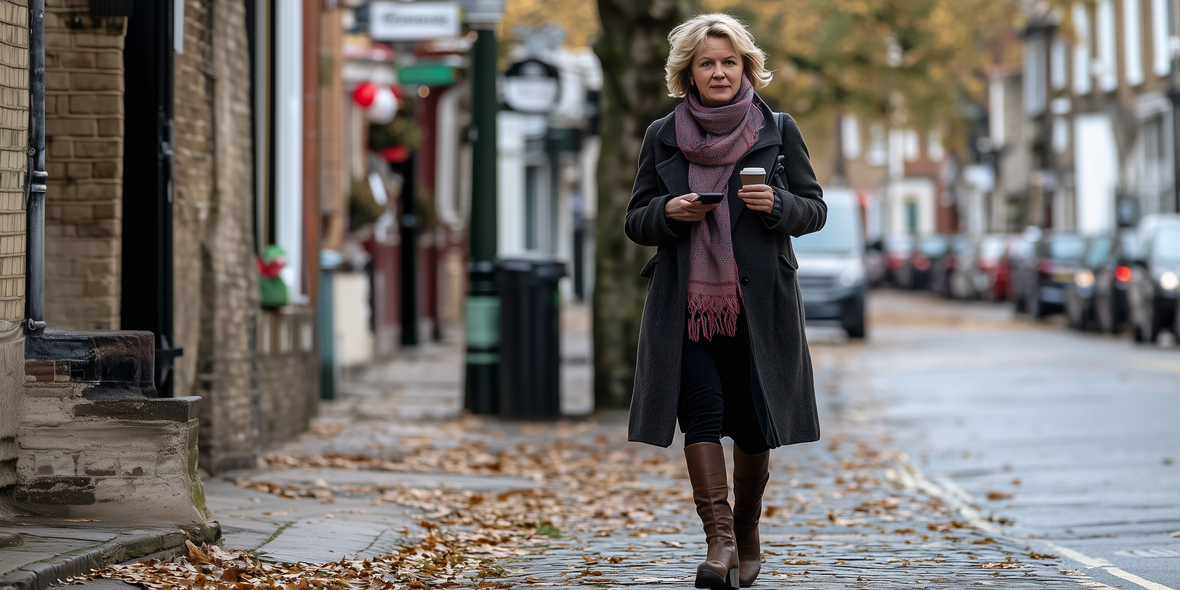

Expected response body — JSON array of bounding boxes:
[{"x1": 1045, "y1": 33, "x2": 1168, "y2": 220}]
[
  {"x1": 42, "y1": 0, "x2": 124, "y2": 330},
  {"x1": 176, "y1": 0, "x2": 272, "y2": 473},
  {"x1": 0, "y1": 0, "x2": 27, "y2": 515},
  {"x1": 0, "y1": 1, "x2": 27, "y2": 326},
  {"x1": 171, "y1": 0, "x2": 215, "y2": 403}
]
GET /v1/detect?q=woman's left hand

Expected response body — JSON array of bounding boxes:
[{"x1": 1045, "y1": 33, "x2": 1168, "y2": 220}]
[{"x1": 737, "y1": 184, "x2": 775, "y2": 213}]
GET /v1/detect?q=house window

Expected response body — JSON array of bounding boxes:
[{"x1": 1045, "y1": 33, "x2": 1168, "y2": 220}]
[
  {"x1": 1153, "y1": 0, "x2": 1174, "y2": 76},
  {"x1": 903, "y1": 129, "x2": 920, "y2": 161},
  {"x1": 1051, "y1": 37, "x2": 1067, "y2": 89},
  {"x1": 1073, "y1": 3, "x2": 1092, "y2": 95},
  {"x1": 1025, "y1": 35, "x2": 1047, "y2": 115},
  {"x1": 1142, "y1": 114, "x2": 1171, "y2": 213},
  {"x1": 928, "y1": 130, "x2": 944, "y2": 162},
  {"x1": 867, "y1": 122, "x2": 888, "y2": 166},
  {"x1": 990, "y1": 77, "x2": 1006, "y2": 145},
  {"x1": 906, "y1": 201, "x2": 918, "y2": 233},
  {"x1": 1097, "y1": 0, "x2": 1118, "y2": 91},
  {"x1": 1124, "y1": 0, "x2": 1144, "y2": 85},
  {"x1": 842, "y1": 115, "x2": 862, "y2": 160}
]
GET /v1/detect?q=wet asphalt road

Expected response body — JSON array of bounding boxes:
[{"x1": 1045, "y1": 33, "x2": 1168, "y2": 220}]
[{"x1": 809, "y1": 290, "x2": 1180, "y2": 589}]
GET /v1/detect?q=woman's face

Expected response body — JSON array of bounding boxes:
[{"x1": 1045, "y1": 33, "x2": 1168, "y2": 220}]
[{"x1": 690, "y1": 36, "x2": 744, "y2": 107}]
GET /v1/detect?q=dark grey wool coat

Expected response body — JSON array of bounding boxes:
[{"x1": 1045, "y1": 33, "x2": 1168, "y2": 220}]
[{"x1": 624, "y1": 100, "x2": 827, "y2": 449}]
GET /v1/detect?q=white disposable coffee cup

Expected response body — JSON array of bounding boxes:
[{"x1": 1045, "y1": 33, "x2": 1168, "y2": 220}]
[{"x1": 740, "y1": 167, "x2": 766, "y2": 186}]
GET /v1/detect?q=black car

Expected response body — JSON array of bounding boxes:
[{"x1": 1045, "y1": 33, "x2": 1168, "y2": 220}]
[
  {"x1": 1019, "y1": 233, "x2": 1086, "y2": 319},
  {"x1": 910, "y1": 235, "x2": 949, "y2": 291},
  {"x1": 1065, "y1": 235, "x2": 1112, "y2": 331},
  {"x1": 1128, "y1": 215, "x2": 1180, "y2": 343},
  {"x1": 1093, "y1": 230, "x2": 1139, "y2": 334}
]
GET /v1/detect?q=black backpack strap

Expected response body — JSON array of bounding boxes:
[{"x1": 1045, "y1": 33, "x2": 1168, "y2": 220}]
[{"x1": 772, "y1": 113, "x2": 788, "y2": 190}]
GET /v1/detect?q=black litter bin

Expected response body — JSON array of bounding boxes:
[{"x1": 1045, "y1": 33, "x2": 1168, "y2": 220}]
[{"x1": 497, "y1": 257, "x2": 567, "y2": 420}]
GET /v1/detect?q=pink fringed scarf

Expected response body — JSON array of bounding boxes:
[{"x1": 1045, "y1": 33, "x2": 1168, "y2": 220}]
[{"x1": 675, "y1": 77, "x2": 764, "y2": 341}]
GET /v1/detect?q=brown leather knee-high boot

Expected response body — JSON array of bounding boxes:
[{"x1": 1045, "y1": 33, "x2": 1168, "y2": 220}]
[
  {"x1": 684, "y1": 442, "x2": 740, "y2": 589},
  {"x1": 732, "y1": 447, "x2": 770, "y2": 587}
]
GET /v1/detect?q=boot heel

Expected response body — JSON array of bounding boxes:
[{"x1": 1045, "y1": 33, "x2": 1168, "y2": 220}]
[{"x1": 727, "y1": 566, "x2": 740, "y2": 589}]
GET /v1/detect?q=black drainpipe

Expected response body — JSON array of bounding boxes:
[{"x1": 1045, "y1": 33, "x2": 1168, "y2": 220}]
[{"x1": 25, "y1": 0, "x2": 46, "y2": 335}]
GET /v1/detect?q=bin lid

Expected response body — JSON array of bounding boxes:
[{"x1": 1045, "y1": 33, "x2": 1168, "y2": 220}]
[{"x1": 499, "y1": 256, "x2": 566, "y2": 276}]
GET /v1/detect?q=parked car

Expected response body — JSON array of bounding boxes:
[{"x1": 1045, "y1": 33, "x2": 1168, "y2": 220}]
[
  {"x1": 1016, "y1": 232, "x2": 1086, "y2": 319},
  {"x1": 884, "y1": 234, "x2": 915, "y2": 288},
  {"x1": 795, "y1": 188, "x2": 867, "y2": 338},
  {"x1": 996, "y1": 234, "x2": 1029, "y2": 302},
  {"x1": 1064, "y1": 235, "x2": 1112, "y2": 331},
  {"x1": 957, "y1": 234, "x2": 1008, "y2": 300},
  {"x1": 865, "y1": 240, "x2": 887, "y2": 288},
  {"x1": 932, "y1": 235, "x2": 974, "y2": 297},
  {"x1": 1128, "y1": 214, "x2": 1180, "y2": 343},
  {"x1": 910, "y1": 235, "x2": 949, "y2": 291},
  {"x1": 1093, "y1": 230, "x2": 1139, "y2": 333}
]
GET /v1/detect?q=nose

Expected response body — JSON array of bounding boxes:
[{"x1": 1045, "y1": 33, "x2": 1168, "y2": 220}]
[{"x1": 712, "y1": 65, "x2": 725, "y2": 79}]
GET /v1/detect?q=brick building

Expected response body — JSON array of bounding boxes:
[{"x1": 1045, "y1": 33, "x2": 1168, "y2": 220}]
[{"x1": 1, "y1": 0, "x2": 321, "y2": 521}]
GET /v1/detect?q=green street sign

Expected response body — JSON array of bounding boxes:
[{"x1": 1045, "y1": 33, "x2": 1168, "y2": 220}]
[{"x1": 397, "y1": 63, "x2": 456, "y2": 87}]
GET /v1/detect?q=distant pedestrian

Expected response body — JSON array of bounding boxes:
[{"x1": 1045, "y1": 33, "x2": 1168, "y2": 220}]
[{"x1": 624, "y1": 13, "x2": 826, "y2": 589}]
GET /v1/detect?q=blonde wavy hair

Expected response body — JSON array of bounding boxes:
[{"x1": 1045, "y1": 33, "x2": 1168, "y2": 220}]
[{"x1": 665, "y1": 13, "x2": 772, "y2": 99}]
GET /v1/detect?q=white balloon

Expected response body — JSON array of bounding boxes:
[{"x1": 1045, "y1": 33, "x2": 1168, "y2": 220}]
[{"x1": 367, "y1": 87, "x2": 397, "y2": 124}]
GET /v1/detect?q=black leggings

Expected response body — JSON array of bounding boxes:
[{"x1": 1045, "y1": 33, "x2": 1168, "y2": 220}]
[{"x1": 677, "y1": 311, "x2": 771, "y2": 455}]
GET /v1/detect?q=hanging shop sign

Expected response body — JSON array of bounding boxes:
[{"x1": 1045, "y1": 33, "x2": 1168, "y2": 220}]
[
  {"x1": 397, "y1": 63, "x2": 457, "y2": 87},
  {"x1": 502, "y1": 58, "x2": 561, "y2": 114},
  {"x1": 370, "y1": 1, "x2": 460, "y2": 41}
]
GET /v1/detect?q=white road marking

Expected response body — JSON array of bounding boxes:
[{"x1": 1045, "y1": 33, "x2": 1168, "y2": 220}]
[{"x1": 890, "y1": 455, "x2": 1179, "y2": 590}]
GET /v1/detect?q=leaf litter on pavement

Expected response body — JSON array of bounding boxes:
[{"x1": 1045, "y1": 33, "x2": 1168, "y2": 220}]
[{"x1": 69, "y1": 418, "x2": 1063, "y2": 588}]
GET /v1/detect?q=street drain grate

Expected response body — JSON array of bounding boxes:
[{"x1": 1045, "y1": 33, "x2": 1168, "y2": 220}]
[{"x1": 1113, "y1": 548, "x2": 1180, "y2": 558}]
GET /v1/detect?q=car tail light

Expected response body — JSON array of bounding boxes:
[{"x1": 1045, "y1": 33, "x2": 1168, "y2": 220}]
[
  {"x1": 1116, "y1": 266, "x2": 1132, "y2": 282},
  {"x1": 913, "y1": 256, "x2": 931, "y2": 271}
]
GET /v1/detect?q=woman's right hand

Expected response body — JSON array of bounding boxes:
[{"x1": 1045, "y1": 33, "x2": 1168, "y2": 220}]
[{"x1": 665, "y1": 194, "x2": 718, "y2": 222}]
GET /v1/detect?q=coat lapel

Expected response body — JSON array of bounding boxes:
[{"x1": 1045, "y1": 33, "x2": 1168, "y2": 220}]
[{"x1": 730, "y1": 102, "x2": 781, "y2": 232}]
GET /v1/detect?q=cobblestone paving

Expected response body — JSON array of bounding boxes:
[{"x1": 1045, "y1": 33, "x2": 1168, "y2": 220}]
[
  {"x1": 115, "y1": 302, "x2": 1093, "y2": 590},
  {"x1": 234, "y1": 328, "x2": 1088, "y2": 588}
]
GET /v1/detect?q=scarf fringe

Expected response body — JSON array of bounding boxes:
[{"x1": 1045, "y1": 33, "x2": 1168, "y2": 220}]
[{"x1": 687, "y1": 293, "x2": 741, "y2": 342}]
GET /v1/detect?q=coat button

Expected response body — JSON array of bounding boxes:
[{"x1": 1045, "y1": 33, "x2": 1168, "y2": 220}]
[{"x1": 741, "y1": 276, "x2": 750, "y2": 285}]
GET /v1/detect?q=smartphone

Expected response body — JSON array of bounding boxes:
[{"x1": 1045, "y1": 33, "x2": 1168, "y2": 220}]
[{"x1": 695, "y1": 193, "x2": 724, "y2": 205}]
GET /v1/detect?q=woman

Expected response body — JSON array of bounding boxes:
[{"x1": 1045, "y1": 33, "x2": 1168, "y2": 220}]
[{"x1": 624, "y1": 13, "x2": 826, "y2": 589}]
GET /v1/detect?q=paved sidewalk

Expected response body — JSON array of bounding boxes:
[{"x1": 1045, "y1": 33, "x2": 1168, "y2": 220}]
[
  {"x1": 0, "y1": 521, "x2": 217, "y2": 590},
  {"x1": 72, "y1": 303, "x2": 1094, "y2": 588}
]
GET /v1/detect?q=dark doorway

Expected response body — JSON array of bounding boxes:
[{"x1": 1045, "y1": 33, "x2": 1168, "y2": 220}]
[{"x1": 121, "y1": 0, "x2": 181, "y2": 397}]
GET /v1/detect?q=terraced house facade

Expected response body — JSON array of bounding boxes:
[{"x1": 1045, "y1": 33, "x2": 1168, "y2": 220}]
[{"x1": 0, "y1": 0, "x2": 321, "y2": 522}]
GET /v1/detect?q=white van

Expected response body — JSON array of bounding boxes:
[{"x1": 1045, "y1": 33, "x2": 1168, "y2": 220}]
[{"x1": 794, "y1": 188, "x2": 867, "y2": 338}]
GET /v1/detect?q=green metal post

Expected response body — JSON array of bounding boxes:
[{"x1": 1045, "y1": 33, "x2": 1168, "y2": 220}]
[{"x1": 465, "y1": 25, "x2": 499, "y2": 413}]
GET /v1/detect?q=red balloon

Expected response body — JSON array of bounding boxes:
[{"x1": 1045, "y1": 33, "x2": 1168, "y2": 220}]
[{"x1": 352, "y1": 82, "x2": 378, "y2": 107}]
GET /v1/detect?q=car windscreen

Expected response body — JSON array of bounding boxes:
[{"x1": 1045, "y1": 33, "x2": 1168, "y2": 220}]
[
  {"x1": 885, "y1": 235, "x2": 913, "y2": 255},
  {"x1": 979, "y1": 236, "x2": 1005, "y2": 261},
  {"x1": 1154, "y1": 226, "x2": 1180, "y2": 262},
  {"x1": 919, "y1": 236, "x2": 948, "y2": 256},
  {"x1": 1083, "y1": 237, "x2": 1111, "y2": 267},
  {"x1": 952, "y1": 237, "x2": 974, "y2": 255},
  {"x1": 1040, "y1": 235, "x2": 1085, "y2": 260},
  {"x1": 793, "y1": 201, "x2": 857, "y2": 254}
]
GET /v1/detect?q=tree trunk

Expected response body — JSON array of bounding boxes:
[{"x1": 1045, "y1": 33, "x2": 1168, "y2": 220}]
[{"x1": 592, "y1": 0, "x2": 696, "y2": 410}]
